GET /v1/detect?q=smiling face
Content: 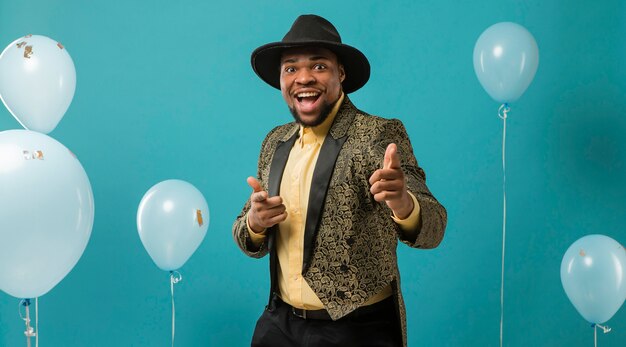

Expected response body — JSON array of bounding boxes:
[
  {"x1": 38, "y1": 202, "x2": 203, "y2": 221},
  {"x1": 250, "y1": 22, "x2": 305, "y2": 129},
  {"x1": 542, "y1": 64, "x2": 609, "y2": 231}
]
[{"x1": 279, "y1": 47, "x2": 345, "y2": 126}]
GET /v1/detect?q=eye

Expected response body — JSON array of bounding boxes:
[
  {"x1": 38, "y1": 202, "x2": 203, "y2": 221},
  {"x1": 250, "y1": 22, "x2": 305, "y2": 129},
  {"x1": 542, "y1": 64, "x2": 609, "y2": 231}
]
[
  {"x1": 313, "y1": 63, "x2": 327, "y2": 70},
  {"x1": 284, "y1": 66, "x2": 296, "y2": 73}
]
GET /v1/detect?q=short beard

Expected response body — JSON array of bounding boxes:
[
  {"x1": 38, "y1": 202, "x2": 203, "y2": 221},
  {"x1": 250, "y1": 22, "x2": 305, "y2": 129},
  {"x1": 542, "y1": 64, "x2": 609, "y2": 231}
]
[{"x1": 289, "y1": 101, "x2": 334, "y2": 127}]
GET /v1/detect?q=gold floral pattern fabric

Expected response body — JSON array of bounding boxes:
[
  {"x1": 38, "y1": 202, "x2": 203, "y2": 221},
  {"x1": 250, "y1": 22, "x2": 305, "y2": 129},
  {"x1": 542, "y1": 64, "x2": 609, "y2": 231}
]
[{"x1": 233, "y1": 97, "x2": 447, "y2": 346}]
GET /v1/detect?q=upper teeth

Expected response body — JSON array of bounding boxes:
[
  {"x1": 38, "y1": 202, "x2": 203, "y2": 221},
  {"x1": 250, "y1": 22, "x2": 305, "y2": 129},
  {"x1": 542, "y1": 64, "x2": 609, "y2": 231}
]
[{"x1": 297, "y1": 92, "x2": 319, "y2": 98}]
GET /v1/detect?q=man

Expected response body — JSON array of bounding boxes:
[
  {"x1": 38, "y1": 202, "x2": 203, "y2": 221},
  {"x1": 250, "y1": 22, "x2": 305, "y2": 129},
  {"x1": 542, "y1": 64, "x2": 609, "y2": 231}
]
[{"x1": 233, "y1": 14, "x2": 447, "y2": 347}]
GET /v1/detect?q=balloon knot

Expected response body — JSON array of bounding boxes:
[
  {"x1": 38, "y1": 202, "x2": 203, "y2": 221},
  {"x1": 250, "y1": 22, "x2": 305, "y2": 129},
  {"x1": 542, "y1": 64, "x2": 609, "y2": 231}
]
[
  {"x1": 170, "y1": 271, "x2": 183, "y2": 285},
  {"x1": 498, "y1": 103, "x2": 511, "y2": 120},
  {"x1": 592, "y1": 323, "x2": 612, "y2": 334}
]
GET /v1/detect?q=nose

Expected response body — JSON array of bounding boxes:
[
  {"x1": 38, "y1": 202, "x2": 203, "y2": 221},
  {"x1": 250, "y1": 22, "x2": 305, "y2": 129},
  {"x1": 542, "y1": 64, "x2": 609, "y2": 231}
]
[{"x1": 295, "y1": 68, "x2": 315, "y2": 85}]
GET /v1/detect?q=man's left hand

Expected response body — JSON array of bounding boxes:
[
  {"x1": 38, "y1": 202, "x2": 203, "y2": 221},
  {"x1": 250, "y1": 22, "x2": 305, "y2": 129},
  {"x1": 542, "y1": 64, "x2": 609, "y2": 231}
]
[{"x1": 369, "y1": 143, "x2": 414, "y2": 219}]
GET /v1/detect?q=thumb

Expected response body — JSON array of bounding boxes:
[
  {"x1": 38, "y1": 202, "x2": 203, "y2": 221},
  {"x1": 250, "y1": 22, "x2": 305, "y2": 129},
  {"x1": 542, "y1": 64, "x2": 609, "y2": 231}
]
[
  {"x1": 247, "y1": 176, "x2": 263, "y2": 192},
  {"x1": 384, "y1": 143, "x2": 401, "y2": 169}
]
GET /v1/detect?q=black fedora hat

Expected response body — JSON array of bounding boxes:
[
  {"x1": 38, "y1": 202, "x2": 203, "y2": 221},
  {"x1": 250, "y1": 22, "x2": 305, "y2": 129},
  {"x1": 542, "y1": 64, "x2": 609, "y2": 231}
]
[{"x1": 251, "y1": 14, "x2": 370, "y2": 94}]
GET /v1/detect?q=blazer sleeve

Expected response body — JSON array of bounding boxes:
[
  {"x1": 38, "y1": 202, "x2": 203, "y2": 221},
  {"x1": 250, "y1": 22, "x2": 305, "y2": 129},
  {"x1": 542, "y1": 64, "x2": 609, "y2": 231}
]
[
  {"x1": 232, "y1": 128, "x2": 278, "y2": 258},
  {"x1": 375, "y1": 118, "x2": 447, "y2": 249}
]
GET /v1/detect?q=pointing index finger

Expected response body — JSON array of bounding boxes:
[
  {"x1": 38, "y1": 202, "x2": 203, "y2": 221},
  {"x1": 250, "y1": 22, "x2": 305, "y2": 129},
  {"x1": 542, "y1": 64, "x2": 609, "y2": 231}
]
[
  {"x1": 247, "y1": 176, "x2": 263, "y2": 192},
  {"x1": 384, "y1": 143, "x2": 401, "y2": 169}
]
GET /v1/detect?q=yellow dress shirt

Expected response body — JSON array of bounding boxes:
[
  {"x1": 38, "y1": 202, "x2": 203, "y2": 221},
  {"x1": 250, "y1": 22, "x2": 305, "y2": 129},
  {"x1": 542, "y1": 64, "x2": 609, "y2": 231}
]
[{"x1": 248, "y1": 93, "x2": 421, "y2": 309}]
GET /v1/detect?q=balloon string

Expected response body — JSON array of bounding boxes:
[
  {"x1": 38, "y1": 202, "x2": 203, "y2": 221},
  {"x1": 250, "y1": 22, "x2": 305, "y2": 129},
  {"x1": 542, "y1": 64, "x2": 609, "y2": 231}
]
[
  {"x1": 170, "y1": 271, "x2": 182, "y2": 347},
  {"x1": 592, "y1": 323, "x2": 611, "y2": 347},
  {"x1": 19, "y1": 299, "x2": 36, "y2": 347},
  {"x1": 35, "y1": 297, "x2": 38, "y2": 347},
  {"x1": 26, "y1": 302, "x2": 31, "y2": 347},
  {"x1": 497, "y1": 103, "x2": 509, "y2": 347}
]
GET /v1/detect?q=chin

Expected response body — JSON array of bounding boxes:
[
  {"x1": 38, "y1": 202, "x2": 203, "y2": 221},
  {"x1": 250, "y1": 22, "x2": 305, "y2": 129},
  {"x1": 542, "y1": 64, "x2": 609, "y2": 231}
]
[
  {"x1": 290, "y1": 103, "x2": 333, "y2": 127},
  {"x1": 299, "y1": 115, "x2": 321, "y2": 126}
]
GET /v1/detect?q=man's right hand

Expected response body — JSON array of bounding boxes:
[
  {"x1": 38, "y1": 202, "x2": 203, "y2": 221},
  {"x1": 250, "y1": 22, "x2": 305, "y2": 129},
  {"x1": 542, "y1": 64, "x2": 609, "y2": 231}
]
[{"x1": 246, "y1": 177, "x2": 288, "y2": 233}]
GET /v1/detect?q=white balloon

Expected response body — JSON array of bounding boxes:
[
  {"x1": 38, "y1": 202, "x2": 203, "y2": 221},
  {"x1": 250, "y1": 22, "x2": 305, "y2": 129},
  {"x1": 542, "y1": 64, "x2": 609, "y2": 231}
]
[
  {"x1": 473, "y1": 22, "x2": 539, "y2": 103},
  {"x1": 0, "y1": 130, "x2": 94, "y2": 298},
  {"x1": 137, "y1": 180, "x2": 209, "y2": 271},
  {"x1": 0, "y1": 35, "x2": 76, "y2": 134}
]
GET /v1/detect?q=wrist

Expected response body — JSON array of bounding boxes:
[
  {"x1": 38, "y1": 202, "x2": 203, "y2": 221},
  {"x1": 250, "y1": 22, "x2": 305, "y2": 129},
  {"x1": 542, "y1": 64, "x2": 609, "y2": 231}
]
[
  {"x1": 246, "y1": 212, "x2": 266, "y2": 234},
  {"x1": 392, "y1": 192, "x2": 414, "y2": 220}
]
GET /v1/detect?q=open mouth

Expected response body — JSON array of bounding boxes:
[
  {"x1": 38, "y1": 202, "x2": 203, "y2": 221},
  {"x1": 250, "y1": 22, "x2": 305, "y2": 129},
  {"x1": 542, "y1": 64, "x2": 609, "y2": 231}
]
[{"x1": 296, "y1": 91, "x2": 320, "y2": 106}]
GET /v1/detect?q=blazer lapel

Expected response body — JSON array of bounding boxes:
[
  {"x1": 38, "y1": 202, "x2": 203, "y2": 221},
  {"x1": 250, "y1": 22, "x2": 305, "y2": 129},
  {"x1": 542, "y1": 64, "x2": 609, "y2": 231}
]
[
  {"x1": 267, "y1": 126, "x2": 298, "y2": 300},
  {"x1": 302, "y1": 97, "x2": 356, "y2": 273},
  {"x1": 268, "y1": 129, "x2": 298, "y2": 199}
]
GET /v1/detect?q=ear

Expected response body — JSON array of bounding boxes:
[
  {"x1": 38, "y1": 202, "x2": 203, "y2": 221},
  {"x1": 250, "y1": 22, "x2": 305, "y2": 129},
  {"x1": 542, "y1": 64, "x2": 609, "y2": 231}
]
[{"x1": 339, "y1": 64, "x2": 346, "y2": 83}]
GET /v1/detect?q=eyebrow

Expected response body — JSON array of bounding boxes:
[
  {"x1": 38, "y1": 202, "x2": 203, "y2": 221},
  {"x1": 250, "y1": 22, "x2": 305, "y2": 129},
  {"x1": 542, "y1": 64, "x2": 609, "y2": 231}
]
[{"x1": 281, "y1": 55, "x2": 330, "y2": 64}]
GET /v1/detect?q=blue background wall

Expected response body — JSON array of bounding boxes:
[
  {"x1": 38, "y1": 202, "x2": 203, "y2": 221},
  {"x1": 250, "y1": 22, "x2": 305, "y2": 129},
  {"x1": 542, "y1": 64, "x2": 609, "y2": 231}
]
[{"x1": 1, "y1": 0, "x2": 625, "y2": 346}]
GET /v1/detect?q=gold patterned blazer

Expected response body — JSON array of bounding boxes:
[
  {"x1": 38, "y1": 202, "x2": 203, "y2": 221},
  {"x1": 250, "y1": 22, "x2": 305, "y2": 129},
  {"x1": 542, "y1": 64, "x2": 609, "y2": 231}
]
[{"x1": 233, "y1": 96, "x2": 447, "y2": 346}]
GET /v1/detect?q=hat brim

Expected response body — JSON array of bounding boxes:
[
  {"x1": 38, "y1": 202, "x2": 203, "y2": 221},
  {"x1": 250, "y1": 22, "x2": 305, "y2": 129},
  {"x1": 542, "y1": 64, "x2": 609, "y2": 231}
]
[{"x1": 251, "y1": 41, "x2": 370, "y2": 94}]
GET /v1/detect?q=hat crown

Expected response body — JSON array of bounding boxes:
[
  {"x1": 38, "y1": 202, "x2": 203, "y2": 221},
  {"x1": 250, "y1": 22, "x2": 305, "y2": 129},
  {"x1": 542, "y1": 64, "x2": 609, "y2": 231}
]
[{"x1": 282, "y1": 15, "x2": 342, "y2": 44}]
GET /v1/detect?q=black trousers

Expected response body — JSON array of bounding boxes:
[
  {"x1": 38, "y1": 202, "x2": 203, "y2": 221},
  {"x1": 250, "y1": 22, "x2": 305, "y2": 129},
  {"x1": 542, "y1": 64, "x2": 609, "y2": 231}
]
[{"x1": 251, "y1": 295, "x2": 402, "y2": 347}]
